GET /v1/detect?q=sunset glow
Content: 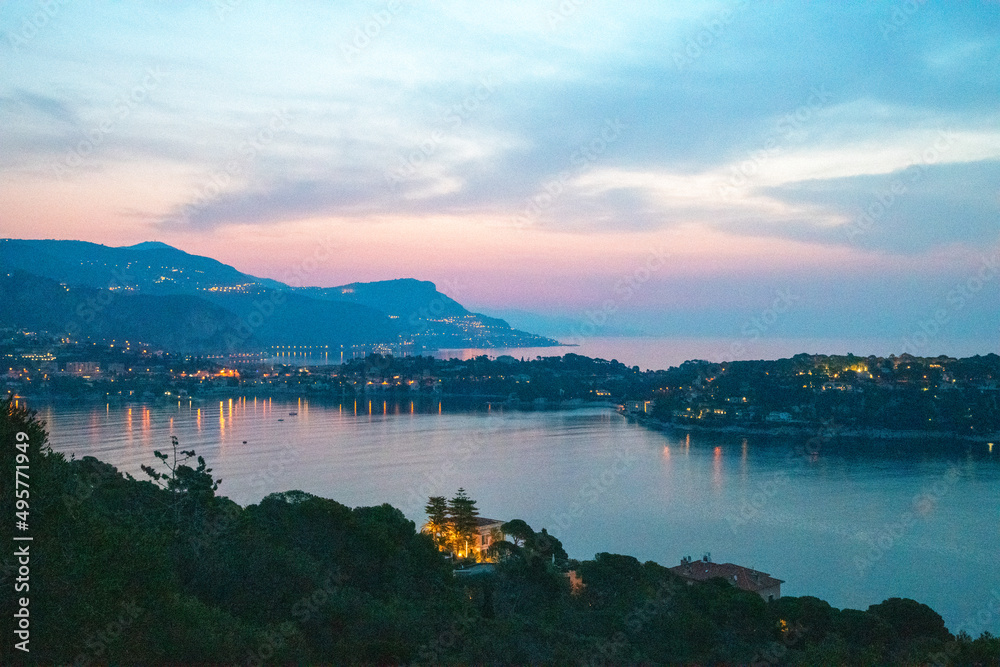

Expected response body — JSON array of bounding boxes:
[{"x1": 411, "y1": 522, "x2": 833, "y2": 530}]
[{"x1": 1, "y1": 1, "x2": 997, "y2": 350}]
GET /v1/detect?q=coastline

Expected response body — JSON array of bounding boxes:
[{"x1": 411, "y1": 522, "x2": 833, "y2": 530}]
[{"x1": 620, "y1": 410, "x2": 999, "y2": 444}]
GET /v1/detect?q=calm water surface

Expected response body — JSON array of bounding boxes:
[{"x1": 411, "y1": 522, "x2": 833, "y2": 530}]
[{"x1": 32, "y1": 396, "x2": 1000, "y2": 636}]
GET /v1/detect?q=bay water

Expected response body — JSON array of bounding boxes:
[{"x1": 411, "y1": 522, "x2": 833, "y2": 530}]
[{"x1": 31, "y1": 396, "x2": 1000, "y2": 636}]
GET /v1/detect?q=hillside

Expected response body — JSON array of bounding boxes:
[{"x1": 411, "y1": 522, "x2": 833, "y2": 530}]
[
  {"x1": 0, "y1": 271, "x2": 256, "y2": 353},
  {"x1": 0, "y1": 239, "x2": 285, "y2": 294},
  {"x1": 0, "y1": 239, "x2": 561, "y2": 353},
  {"x1": 3, "y1": 399, "x2": 997, "y2": 664}
]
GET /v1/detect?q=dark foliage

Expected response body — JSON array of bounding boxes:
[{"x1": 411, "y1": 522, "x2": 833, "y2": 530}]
[{"x1": 2, "y1": 396, "x2": 997, "y2": 665}]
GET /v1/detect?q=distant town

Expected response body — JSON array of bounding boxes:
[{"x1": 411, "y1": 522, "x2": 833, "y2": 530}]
[{"x1": 5, "y1": 328, "x2": 998, "y2": 441}]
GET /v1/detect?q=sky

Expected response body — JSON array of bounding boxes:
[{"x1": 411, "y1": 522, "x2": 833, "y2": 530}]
[{"x1": 1, "y1": 1, "x2": 999, "y2": 354}]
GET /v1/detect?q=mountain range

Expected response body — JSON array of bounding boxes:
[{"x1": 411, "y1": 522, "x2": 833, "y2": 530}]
[{"x1": 0, "y1": 239, "x2": 560, "y2": 354}]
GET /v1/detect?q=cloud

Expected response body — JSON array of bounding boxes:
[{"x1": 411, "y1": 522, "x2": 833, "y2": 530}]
[
  {"x1": 0, "y1": 90, "x2": 79, "y2": 125},
  {"x1": 765, "y1": 159, "x2": 1000, "y2": 253},
  {"x1": 2, "y1": 0, "x2": 999, "y2": 262}
]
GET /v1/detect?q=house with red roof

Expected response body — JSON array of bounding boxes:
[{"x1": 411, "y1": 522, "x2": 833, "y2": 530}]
[
  {"x1": 473, "y1": 517, "x2": 505, "y2": 555},
  {"x1": 669, "y1": 554, "x2": 783, "y2": 602}
]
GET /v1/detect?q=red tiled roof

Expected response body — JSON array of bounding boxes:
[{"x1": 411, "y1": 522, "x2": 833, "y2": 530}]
[
  {"x1": 473, "y1": 517, "x2": 504, "y2": 527},
  {"x1": 669, "y1": 561, "x2": 783, "y2": 593}
]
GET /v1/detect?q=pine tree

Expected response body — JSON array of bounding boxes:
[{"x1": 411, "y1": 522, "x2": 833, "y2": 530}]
[
  {"x1": 448, "y1": 488, "x2": 479, "y2": 558},
  {"x1": 423, "y1": 495, "x2": 449, "y2": 550}
]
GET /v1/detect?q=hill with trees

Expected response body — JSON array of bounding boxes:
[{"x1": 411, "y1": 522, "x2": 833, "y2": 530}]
[
  {"x1": 0, "y1": 238, "x2": 560, "y2": 353},
  {"x1": 2, "y1": 397, "x2": 997, "y2": 664}
]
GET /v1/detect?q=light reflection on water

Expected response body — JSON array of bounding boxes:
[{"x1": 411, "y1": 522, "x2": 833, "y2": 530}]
[{"x1": 31, "y1": 397, "x2": 1000, "y2": 636}]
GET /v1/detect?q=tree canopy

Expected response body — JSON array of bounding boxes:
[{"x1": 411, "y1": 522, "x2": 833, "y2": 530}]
[{"x1": 2, "y1": 396, "x2": 997, "y2": 665}]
